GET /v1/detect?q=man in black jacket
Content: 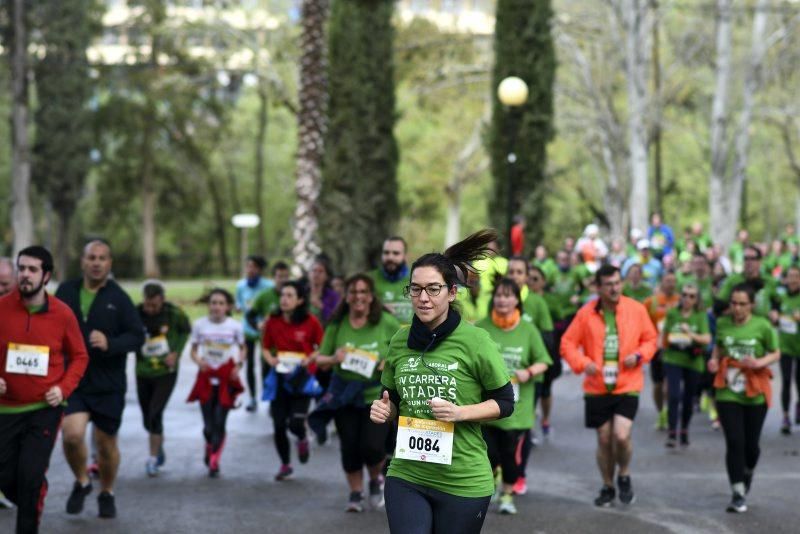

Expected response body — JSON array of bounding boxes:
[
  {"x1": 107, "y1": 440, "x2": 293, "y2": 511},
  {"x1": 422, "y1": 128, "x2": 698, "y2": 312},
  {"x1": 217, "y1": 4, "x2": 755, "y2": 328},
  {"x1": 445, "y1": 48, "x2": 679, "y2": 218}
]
[{"x1": 56, "y1": 240, "x2": 144, "y2": 519}]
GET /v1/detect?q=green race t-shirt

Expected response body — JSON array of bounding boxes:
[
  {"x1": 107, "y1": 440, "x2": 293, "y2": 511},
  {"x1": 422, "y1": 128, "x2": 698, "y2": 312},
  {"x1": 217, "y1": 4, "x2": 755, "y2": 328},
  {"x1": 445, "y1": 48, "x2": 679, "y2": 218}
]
[
  {"x1": 774, "y1": 287, "x2": 800, "y2": 356},
  {"x1": 546, "y1": 269, "x2": 581, "y2": 321},
  {"x1": 381, "y1": 320, "x2": 509, "y2": 498},
  {"x1": 603, "y1": 309, "x2": 619, "y2": 393},
  {"x1": 715, "y1": 315, "x2": 778, "y2": 405},
  {"x1": 476, "y1": 318, "x2": 552, "y2": 430},
  {"x1": 251, "y1": 288, "x2": 280, "y2": 318},
  {"x1": 521, "y1": 290, "x2": 554, "y2": 333},
  {"x1": 80, "y1": 285, "x2": 97, "y2": 321},
  {"x1": 717, "y1": 275, "x2": 778, "y2": 318},
  {"x1": 623, "y1": 283, "x2": 652, "y2": 303},
  {"x1": 136, "y1": 302, "x2": 192, "y2": 378},
  {"x1": 319, "y1": 311, "x2": 400, "y2": 404},
  {"x1": 662, "y1": 308, "x2": 709, "y2": 373},
  {"x1": 370, "y1": 269, "x2": 413, "y2": 326}
]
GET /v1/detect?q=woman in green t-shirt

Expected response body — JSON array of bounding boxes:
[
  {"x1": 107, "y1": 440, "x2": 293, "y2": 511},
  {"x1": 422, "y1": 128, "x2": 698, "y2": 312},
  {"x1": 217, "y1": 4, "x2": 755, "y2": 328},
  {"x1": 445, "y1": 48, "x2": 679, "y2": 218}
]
[
  {"x1": 370, "y1": 230, "x2": 513, "y2": 534},
  {"x1": 769, "y1": 265, "x2": 800, "y2": 434},
  {"x1": 661, "y1": 283, "x2": 711, "y2": 448},
  {"x1": 476, "y1": 278, "x2": 550, "y2": 515},
  {"x1": 708, "y1": 284, "x2": 780, "y2": 514},
  {"x1": 313, "y1": 274, "x2": 400, "y2": 513}
]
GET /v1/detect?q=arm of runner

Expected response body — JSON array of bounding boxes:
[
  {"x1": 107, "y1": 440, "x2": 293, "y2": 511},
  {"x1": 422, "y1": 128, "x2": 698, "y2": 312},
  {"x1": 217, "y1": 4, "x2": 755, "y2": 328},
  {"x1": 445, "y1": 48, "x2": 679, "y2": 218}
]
[
  {"x1": 106, "y1": 295, "x2": 146, "y2": 354},
  {"x1": 190, "y1": 343, "x2": 209, "y2": 372},
  {"x1": 370, "y1": 389, "x2": 397, "y2": 423},
  {"x1": 559, "y1": 314, "x2": 593, "y2": 374},
  {"x1": 707, "y1": 344, "x2": 720, "y2": 373},
  {"x1": 0, "y1": 378, "x2": 6, "y2": 396}
]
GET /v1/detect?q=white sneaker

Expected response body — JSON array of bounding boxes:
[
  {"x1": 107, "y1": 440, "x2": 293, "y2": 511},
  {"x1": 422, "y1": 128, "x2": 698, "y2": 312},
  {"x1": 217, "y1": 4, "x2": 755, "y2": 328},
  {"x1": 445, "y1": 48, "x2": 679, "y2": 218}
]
[{"x1": 368, "y1": 479, "x2": 384, "y2": 509}]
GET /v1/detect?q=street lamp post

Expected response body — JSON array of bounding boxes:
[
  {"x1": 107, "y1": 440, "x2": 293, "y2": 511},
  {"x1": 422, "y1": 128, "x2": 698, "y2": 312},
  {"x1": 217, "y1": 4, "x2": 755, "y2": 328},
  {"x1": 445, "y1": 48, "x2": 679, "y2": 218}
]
[
  {"x1": 231, "y1": 213, "x2": 261, "y2": 277},
  {"x1": 497, "y1": 76, "x2": 529, "y2": 256}
]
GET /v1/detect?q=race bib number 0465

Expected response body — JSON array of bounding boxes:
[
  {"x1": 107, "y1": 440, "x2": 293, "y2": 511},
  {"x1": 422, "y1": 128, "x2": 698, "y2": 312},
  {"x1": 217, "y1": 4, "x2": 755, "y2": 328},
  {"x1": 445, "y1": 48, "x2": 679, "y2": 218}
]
[
  {"x1": 395, "y1": 416, "x2": 454, "y2": 465},
  {"x1": 6, "y1": 343, "x2": 50, "y2": 376}
]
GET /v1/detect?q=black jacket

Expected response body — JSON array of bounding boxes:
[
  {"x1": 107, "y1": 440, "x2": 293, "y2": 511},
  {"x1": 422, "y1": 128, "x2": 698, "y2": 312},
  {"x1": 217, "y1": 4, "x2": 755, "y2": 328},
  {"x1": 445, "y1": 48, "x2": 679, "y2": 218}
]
[{"x1": 55, "y1": 278, "x2": 144, "y2": 395}]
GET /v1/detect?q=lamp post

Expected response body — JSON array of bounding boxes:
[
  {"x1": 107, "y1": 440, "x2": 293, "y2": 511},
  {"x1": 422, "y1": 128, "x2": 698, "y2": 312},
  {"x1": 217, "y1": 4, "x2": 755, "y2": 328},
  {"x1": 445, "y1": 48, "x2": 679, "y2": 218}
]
[
  {"x1": 497, "y1": 76, "x2": 529, "y2": 256},
  {"x1": 231, "y1": 213, "x2": 261, "y2": 277}
]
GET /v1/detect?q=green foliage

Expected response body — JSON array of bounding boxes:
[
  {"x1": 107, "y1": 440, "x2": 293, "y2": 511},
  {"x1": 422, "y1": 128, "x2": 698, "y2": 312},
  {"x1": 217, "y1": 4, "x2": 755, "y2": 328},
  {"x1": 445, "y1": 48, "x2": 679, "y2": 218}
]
[
  {"x1": 489, "y1": 0, "x2": 556, "y2": 252},
  {"x1": 320, "y1": 0, "x2": 398, "y2": 275}
]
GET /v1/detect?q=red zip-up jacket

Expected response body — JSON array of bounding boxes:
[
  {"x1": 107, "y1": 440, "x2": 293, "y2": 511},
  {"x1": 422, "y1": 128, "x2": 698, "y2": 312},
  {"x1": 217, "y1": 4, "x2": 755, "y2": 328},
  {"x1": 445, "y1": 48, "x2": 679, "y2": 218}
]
[{"x1": 0, "y1": 289, "x2": 89, "y2": 410}]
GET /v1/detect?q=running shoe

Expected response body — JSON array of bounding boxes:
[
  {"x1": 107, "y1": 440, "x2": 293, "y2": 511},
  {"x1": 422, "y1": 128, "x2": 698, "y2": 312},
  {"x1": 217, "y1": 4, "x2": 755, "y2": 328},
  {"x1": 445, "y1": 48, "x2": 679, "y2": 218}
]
[
  {"x1": 498, "y1": 493, "x2": 517, "y2": 515},
  {"x1": 726, "y1": 492, "x2": 747, "y2": 513},
  {"x1": 245, "y1": 398, "x2": 257, "y2": 413},
  {"x1": 97, "y1": 491, "x2": 116, "y2": 519},
  {"x1": 297, "y1": 439, "x2": 310, "y2": 464},
  {"x1": 208, "y1": 454, "x2": 220, "y2": 478},
  {"x1": 0, "y1": 491, "x2": 14, "y2": 509},
  {"x1": 679, "y1": 431, "x2": 690, "y2": 448},
  {"x1": 541, "y1": 421, "x2": 551, "y2": 437},
  {"x1": 699, "y1": 392, "x2": 710, "y2": 413},
  {"x1": 146, "y1": 458, "x2": 159, "y2": 478},
  {"x1": 665, "y1": 432, "x2": 677, "y2": 449},
  {"x1": 157, "y1": 446, "x2": 166, "y2": 467},
  {"x1": 709, "y1": 405, "x2": 719, "y2": 423},
  {"x1": 512, "y1": 476, "x2": 528, "y2": 496},
  {"x1": 781, "y1": 416, "x2": 792, "y2": 436},
  {"x1": 617, "y1": 475, "x2": 635, "y2": 505},
  {"x1": 710, "y1": 418, "x2": 721, "y2": 431},
  {"x1": 530, "y1": 430, "x2": 540, "y2": 448},
  {"x1": 275, "y1": 464, "x2": 293, "y2": 481},
  {"x1": 66, "y1": 481, "x2": 92, "y2": 514},
  {"x1": 594, "y1": 485, "x2": 615, "y2": 507},
  {"x1": 655, "y1": 408, "x2": 668, "y2": 431},
  {"x1": 368, "y1": 478, "x2": 384, "y2": 509},
  {"x1": 87, "y1": 461, "x2": 100, "y2": 479},
  {"x1": 346, "y1": 492, "x2": 364, "y2": 513}
]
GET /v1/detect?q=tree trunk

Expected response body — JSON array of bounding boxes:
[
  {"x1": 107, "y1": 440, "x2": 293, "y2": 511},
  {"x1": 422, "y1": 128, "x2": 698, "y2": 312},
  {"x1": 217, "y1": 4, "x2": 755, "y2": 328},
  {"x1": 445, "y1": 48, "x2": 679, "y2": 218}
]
[
  {"x1": 623, "y1": 0, "x2": 650, "y2": 233},
  {"x1": 445, "y1": 110, "x2": 487, "y2": 248},
  {"x1": 292, "y1": 0, "x2": 329, "y2": 272},
  {"x1": 55, "y1": 208, "x2": 71, "y2": 282},
  {"x1": 651, "y1": 0, "x2": 663, "y2": 216},
  {"x1": 10, "y1": 0, "x2": 33, "y2": 256},
  {"x1": 141, "y1": 176, "x2": 159, "y2": 278},
  {"x1": 206, "y1": 172, "x2": 230, "y2": 277},
  {"x1": 709, "y1": 0, "x2": 733, "y2": 251},
  {"x1": 254, "y1": 84, "x2": 268, "y2": 255}
]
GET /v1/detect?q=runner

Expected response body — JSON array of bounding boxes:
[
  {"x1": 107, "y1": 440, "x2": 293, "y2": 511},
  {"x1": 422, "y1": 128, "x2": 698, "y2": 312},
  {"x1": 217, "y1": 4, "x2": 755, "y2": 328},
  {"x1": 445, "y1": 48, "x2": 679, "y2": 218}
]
[
  {"x1": 715, "y1": 245, "x2": 777, "y2": 318},
  {"x1": 249, "y1": 261, "x2": 291, "y2": 322},
  {"x1": 661, "y1": 283, "x2": 711, "y2": 447},
  {"x1": 708, "y1": 284, "x2": 779, "y2": 513},
  {"x1": 186, "y1": 288, "x2": 245, "y2": 477},
  {"x1": 56, "y1": 240, "x2": 144, "y2": 519},
  {"x1": 370, "y1": 236, "x2": 413, "y2": 325},
  {"x1": 0, "y1": 258, "x2": 15, "y2": 510},
  {"x1": 561, "y1": 264, "x2": 657, "y2": 507},
  {"x1": 135, "y1": 281, "x2": 191, "y2": 476},
  {"x1": 622, "y1": 263, "x2": 652, "y2": 303},
  {"x1": 262, "y1": 280, "x2": 324, "y2": 481},
  {"x1": 643, "y1": 271, "x2": 680, "y2": 430},
  {"x1": 476, "y1": 278, "x2": 551, "y2": 515},
  {"x1": 0, "y1": 246, "x2": 89, "y2": 534},
  {"x1": 311, "y1": 274, "x2": 400, "y2": 512},
  {"x1": 309, "y1": 254, "x2": 341, "y2": 325},
  {"x1": 371, "y1": 229, "x2": 513, "y2": 534},
  {"x1": 769, "y1": 265, "x2": 800, "y2": 434},
  {"x1": 235, "y1": 255, "x2": 273, "y2": 412}
]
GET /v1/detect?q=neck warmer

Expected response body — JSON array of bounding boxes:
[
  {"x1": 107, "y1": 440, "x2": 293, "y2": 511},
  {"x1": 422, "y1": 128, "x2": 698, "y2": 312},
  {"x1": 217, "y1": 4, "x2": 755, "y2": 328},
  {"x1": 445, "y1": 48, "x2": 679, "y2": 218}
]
[
  {"x1": 407, "y1": 308, "x2": 461, "y2": 352},
  {"x1": 382, "y1": 263, "x2": 409, "y2": 283},
  {"x1": 491, "y1": 309, "x2": 521, "y2": 330},
  {"x1": 246, "y1": 275, "x2": 262, "y2": 288}
]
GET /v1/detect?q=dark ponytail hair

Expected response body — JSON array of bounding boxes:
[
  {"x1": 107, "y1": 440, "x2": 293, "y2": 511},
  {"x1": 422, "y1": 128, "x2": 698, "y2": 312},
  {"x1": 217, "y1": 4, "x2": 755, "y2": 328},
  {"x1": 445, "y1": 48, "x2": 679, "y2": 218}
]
[{"x1": 411, "y1": 229, "x2": 498, "y2": 288}]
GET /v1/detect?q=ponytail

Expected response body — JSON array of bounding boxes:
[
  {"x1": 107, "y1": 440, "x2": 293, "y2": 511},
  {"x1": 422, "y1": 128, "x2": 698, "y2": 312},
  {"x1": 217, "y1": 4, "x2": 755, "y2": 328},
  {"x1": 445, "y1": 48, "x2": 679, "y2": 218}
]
[{"x1": 411, "y1": 229, "x2": 498, "y2": 288}]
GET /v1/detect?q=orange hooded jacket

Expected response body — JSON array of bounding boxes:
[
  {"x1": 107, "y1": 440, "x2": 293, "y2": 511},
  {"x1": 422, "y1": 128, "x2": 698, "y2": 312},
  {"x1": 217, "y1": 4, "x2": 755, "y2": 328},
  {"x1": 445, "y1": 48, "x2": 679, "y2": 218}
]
[{"x1": 560, "y1": 296, "x2": 658, "y2": 395}]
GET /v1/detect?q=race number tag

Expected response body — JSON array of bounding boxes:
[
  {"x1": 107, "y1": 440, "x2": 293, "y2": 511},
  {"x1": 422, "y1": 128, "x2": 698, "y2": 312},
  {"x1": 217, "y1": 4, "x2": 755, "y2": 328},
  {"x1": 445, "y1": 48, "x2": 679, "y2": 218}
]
[
  {"x1": 203, "y1": 342, "x2": 232, "y2": 366},
  {"x1": 510, "y1": 377, "x2": 520, "y2": 403},
  {"x1": 340, "y1": 349, "x2": 378, "y2": 379},
  {"x1": 669, "y1": 331, "x2": 692, "y2": 350},
  {"x1": 395, "y1": 416, "x2": 454, "y2": 465},
  {"x1": 726, "y1": 367, "x2": 746, "y2": 394},
  {"x1": 602, "y1": 361, "x2": 618, "y2": 386},
  {"x1": 6, "y1": 343, "x2": 50, "y2": 376},
  {"x1": 142, "y1": 335, "x2": 170, "y2": 358},
  {"x1": 779, "y1": 316, "x2": 798, "y2": 335},
  {"x1": 276, "y1": 351, "x2": 305, "y2": 374}
]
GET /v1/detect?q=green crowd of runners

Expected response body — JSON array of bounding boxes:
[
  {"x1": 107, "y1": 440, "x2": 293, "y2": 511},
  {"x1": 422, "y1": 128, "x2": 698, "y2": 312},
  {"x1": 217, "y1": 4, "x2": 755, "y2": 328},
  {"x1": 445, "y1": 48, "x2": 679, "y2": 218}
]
[{"x1": 2, "y1": 212, "x2": 800, "y2": 532}]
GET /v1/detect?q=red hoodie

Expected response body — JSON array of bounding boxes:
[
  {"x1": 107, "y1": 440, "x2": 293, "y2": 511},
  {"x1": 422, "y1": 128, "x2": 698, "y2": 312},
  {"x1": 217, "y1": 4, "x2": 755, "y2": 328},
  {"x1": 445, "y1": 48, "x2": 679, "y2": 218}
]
[{"x1": 0, "y1": 289, "x2": 89, "y2": 412}]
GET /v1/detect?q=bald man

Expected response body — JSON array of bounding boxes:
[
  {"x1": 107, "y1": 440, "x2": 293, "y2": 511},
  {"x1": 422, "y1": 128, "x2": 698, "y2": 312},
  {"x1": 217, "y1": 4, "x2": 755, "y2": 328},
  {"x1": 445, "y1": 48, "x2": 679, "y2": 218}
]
[{"x1": 55, "y1": 240, "x2": 143, "y2": 519}]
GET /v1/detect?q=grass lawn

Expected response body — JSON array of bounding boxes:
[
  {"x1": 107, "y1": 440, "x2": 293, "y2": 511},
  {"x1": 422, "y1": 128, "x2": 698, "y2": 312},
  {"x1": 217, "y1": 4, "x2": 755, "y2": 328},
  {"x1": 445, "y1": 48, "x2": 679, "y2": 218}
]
[{"x1": 117, "y1": 278, "x2": 241, "y2": 321}]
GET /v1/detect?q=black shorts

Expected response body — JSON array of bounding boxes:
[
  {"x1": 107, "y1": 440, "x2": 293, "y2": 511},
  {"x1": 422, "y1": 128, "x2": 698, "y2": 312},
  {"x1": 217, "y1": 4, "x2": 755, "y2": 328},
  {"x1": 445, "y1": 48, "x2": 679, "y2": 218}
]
[
  {"x1": 649, "y1": 349, "x2": 665, "y2": 383},
  {"x1": 584, "y1": 395, "x2": 639, "y2": 428},
  {"x1": 65, "y1": 390, "x2": 125, "y2": 436}
]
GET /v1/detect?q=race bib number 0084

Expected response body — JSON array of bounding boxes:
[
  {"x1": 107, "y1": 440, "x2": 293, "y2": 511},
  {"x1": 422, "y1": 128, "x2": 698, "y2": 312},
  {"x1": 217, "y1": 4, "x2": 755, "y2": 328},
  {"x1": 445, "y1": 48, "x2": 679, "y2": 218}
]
[{"x1": 395, "y1": 416, "x2": 454, "y2": 465}]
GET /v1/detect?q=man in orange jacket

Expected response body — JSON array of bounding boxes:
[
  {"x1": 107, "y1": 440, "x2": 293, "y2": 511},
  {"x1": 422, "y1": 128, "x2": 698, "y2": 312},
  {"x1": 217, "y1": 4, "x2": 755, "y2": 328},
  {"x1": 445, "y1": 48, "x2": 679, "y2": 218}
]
[{"x1": 561, "y1": 264, "x2": 657, "y2": 508}]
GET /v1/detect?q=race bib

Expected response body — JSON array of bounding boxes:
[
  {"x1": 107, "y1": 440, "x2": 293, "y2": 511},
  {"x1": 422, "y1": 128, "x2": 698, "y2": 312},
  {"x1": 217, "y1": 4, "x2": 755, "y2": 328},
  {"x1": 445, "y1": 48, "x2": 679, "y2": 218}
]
[
  {"x1": 276, "y1": 351, "x2": 305, "y2": 374},
  {"x1": 203, "y1": 342, "x2": 233, "y2": 365},
  {"x1": 395, "y1": 416, "x2": 454, "y2": 465},
  {"x1": 6, "y1": 343, "x2": 50, "y2": 376},
  {"x1": 340, "y1": 348, "x2": 378, "y2": 379},
  {"x1": 602, "y1": 361, "x2": 618, "y2": 387},
  {"x1": 779, "y1": 316, "x2": 798, "y2": 335},
  {"x1": 142, "y1": 335, "x2": 170, "y2": 358},
  {"x1": 726, "y1": 367, "x2": 746, "y2": 394},
  {"x1": 510, "y1": 376, "x2": 520, "y2": 403},
  {"x1": 669, "y1": 331, "x2": 692, "y2": 350}
]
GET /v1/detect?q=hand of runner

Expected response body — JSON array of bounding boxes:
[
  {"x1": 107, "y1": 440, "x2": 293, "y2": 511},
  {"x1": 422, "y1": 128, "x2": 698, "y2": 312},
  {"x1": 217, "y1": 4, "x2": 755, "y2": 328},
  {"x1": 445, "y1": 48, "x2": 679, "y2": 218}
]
[
  {"x1": 585, "y1": 362, "x2": 598, "y2": 376},
  {"x1": 768, "y1": 310, "x2": 779, "y2": 324},
  {"x1": 229, "y1": 366, "x2": 240, "y2": 381},
  {"x1": 707, "y1": 358, "x2": 718, "y2": 373},
  {"x1": 0, "y1": 377, "x2": 6, "y2": 395},
  {"x1": 263, "y1": 353, "x2": 278, "y2": 367},
  {"x1": 89, "y1": 330, "x2": 109, "y2": 351},
  {"x1": 741, "y1": 356, "x2": 758, "y2": 369},
  {"x1": 199, "y1": 360, "x2": 210, "y2": 373},
  {"x1": 514, "y1": 369, "x2": 531, "y2": 383},
  {"x1": 300, "y1": 355, "x2": 314, "y2": 367},
  {"x1": 429, "y1": 397, "x2": 462, "y2": 423},
  {"x1": 165, "y1": 352, "x2": 178, "y2": 369},
  {"x1": 622, "y1": 353, "x2": 638, "y2": 368},
  {"x1": 334, "y1": 348, "x2": 347, "y2": 363},
  {"x1": 370, "y1": 391, "x2": 392, "y2": 424},
  {"x1": 44, "y1": 386, "x2": 63, "y2": 407}
]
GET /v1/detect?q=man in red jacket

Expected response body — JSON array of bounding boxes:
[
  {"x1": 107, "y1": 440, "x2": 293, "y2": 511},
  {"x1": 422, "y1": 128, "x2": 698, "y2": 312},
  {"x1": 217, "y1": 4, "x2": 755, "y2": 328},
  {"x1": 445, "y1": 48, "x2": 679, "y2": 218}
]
[{"x1": 0, "y1": 246, "x2": 89, "y2": 534}]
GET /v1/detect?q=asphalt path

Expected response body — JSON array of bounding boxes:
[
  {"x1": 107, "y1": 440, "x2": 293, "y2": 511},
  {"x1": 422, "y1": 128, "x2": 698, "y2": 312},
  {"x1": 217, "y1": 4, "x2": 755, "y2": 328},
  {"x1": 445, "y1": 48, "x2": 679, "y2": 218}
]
[{"x1": 3, "y1": 350, "x2": 800, "y2": 533}]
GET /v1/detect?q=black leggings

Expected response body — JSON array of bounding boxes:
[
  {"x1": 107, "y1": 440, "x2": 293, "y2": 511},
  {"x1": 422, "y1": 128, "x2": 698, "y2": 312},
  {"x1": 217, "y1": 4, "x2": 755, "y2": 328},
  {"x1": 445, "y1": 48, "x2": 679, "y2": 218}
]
[
  {"x1": 334, "y1": 405, "x2": 387, "y2": 473},
  {"x1": 482, "y1": 426, "x2": 525, "y2": 486},
  {"x1": 384, "y1": 476, "x2": 490, "y2": 534},
  {"x1": 716, "y1": 401, "x2": 768, "y2": 486},
  {"x1": 269, "y1": 387, "x2": 310, "y2": 465},
  {"x1": 200, "y1": 386, "x2": 230, "y2": 452},
  {"x1": 779, "y1": 354, "x2": 800, "y2": 413},
  {"x1": 137, "y1": 373, "x2": 178, "y2": 435},
  {"x1": 664, "y1": 363, "x2": 700, "y2": 432}
]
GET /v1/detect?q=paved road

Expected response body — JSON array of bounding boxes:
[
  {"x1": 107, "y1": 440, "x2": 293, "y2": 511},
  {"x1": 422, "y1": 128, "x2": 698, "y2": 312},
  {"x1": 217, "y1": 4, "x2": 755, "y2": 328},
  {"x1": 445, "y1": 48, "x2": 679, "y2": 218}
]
[{"x1": 3, "y1": 352, "x2": 800, "y2": 533}]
